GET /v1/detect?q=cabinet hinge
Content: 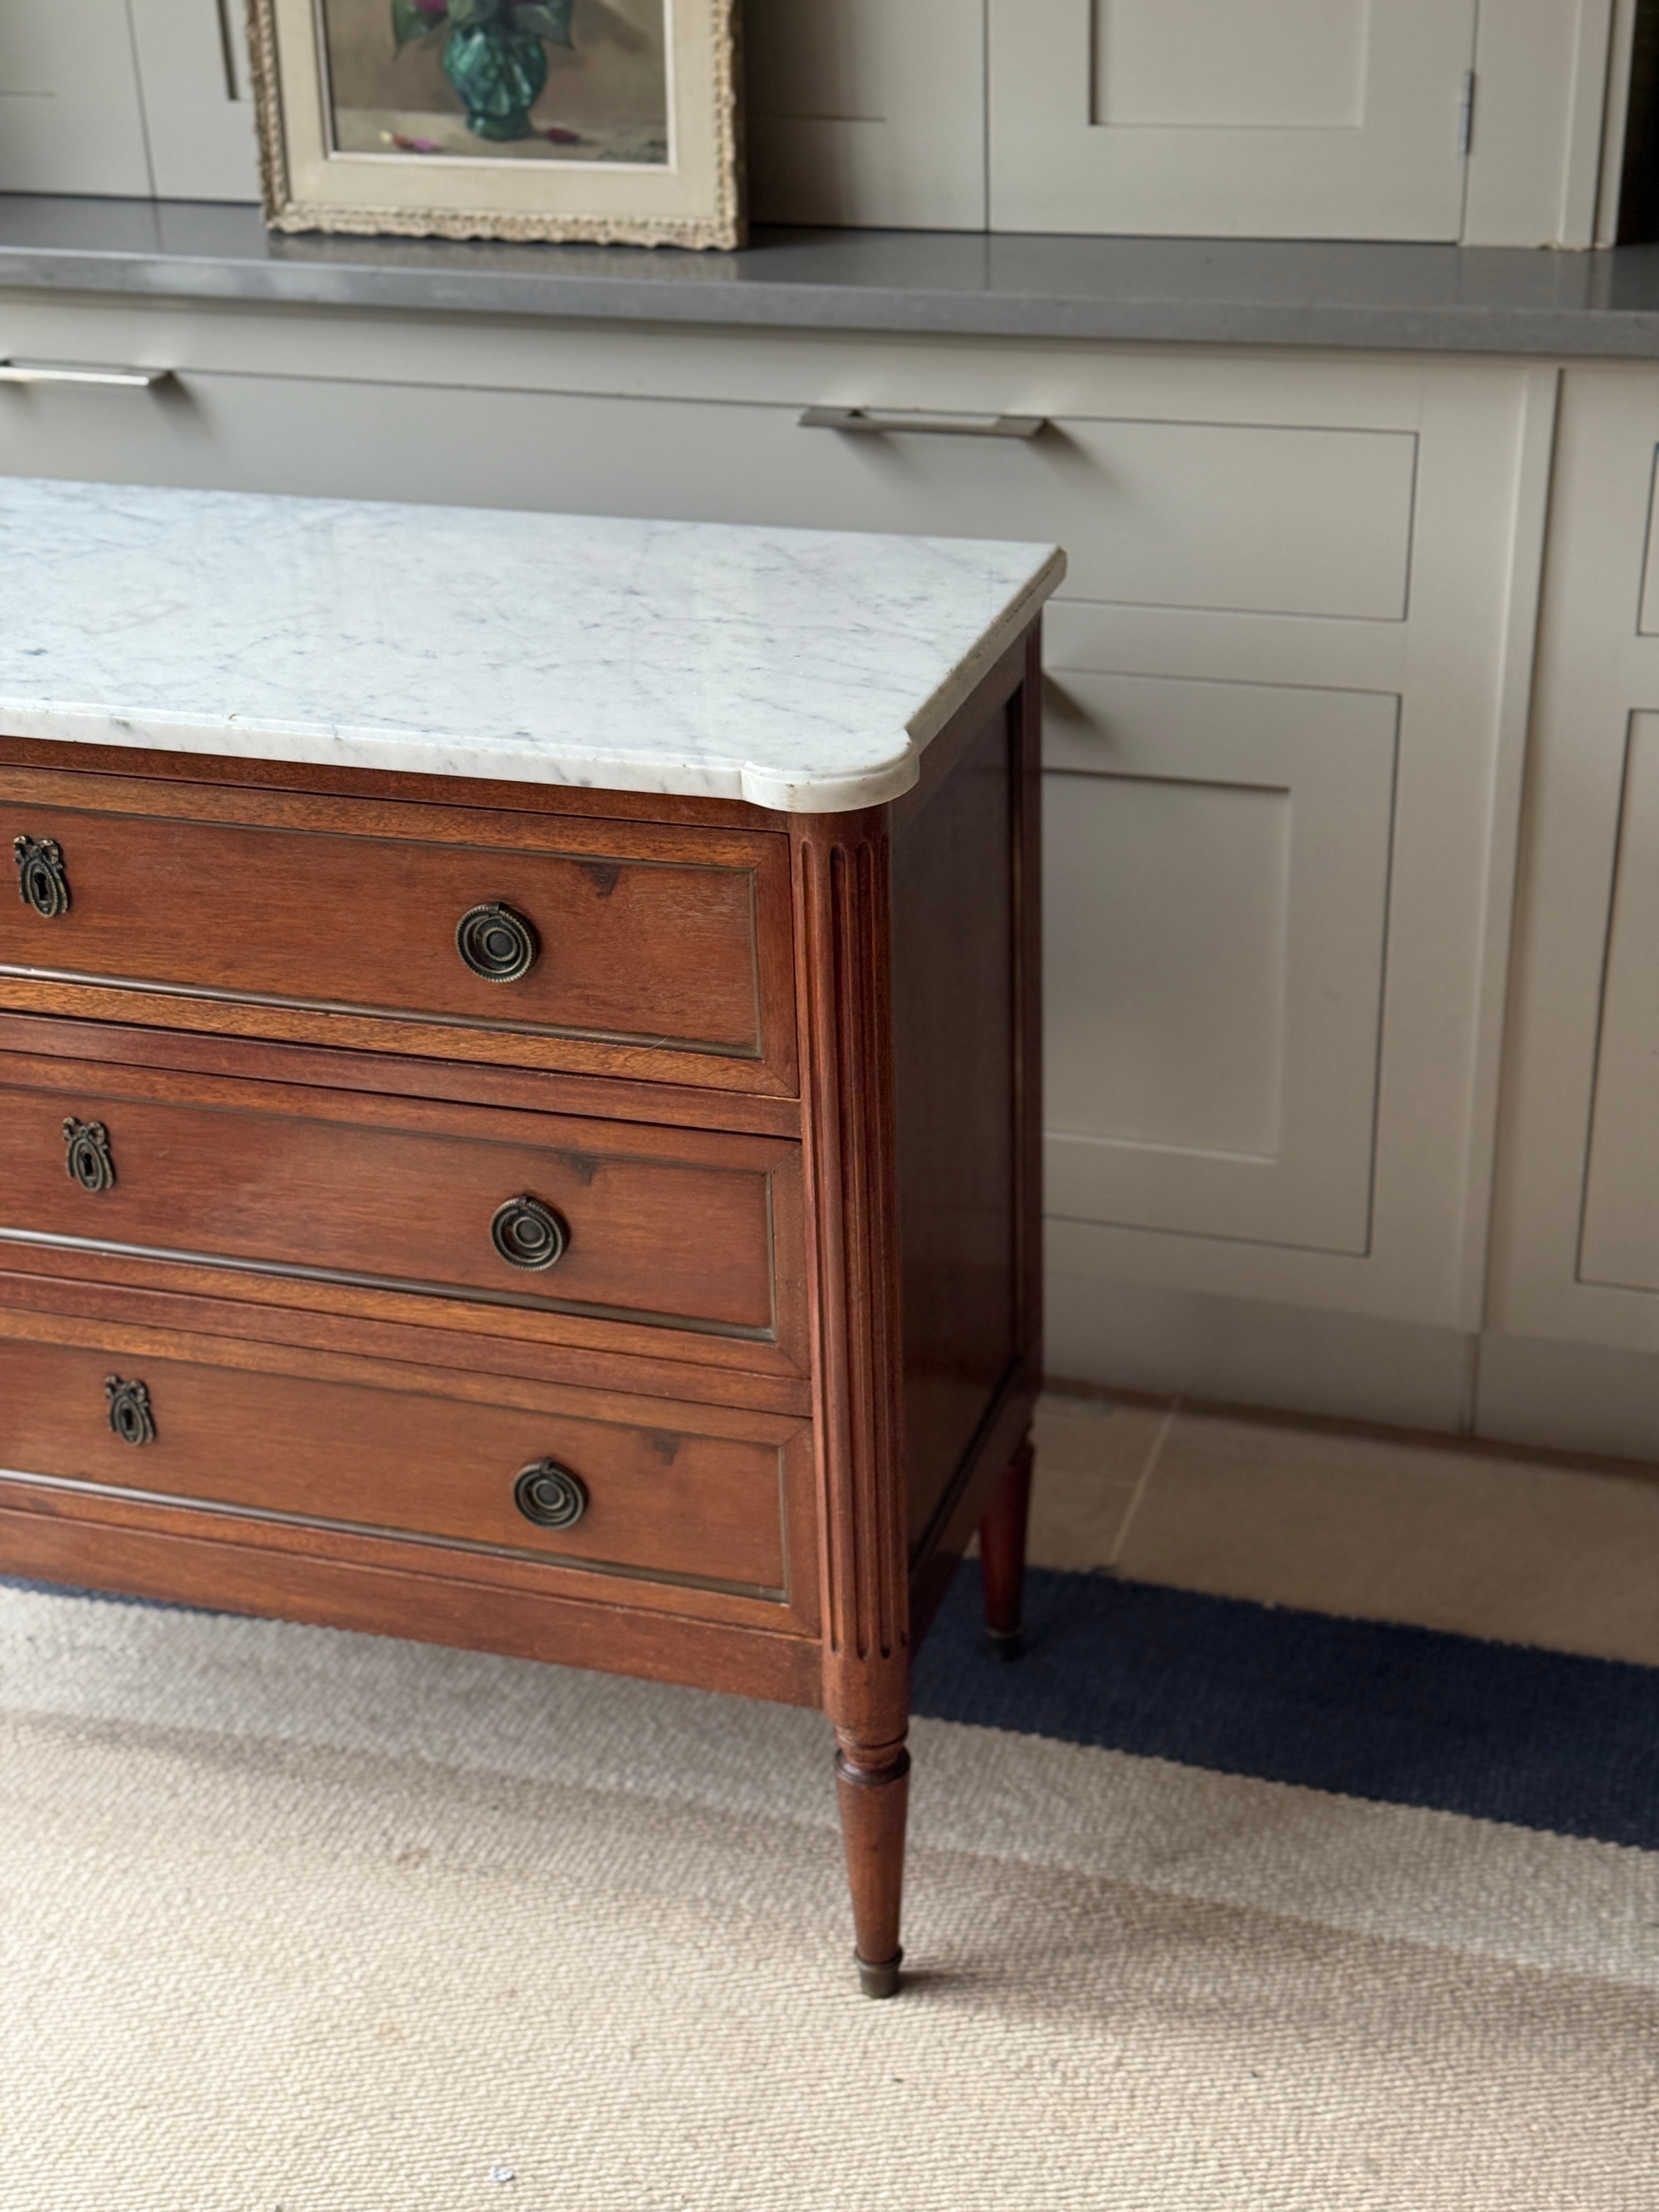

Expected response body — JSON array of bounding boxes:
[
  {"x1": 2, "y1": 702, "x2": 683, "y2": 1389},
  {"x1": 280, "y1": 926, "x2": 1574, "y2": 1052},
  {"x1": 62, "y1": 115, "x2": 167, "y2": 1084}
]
[{"x1": 1458, "y1": 69, "x2": 1476, "y2": 157}]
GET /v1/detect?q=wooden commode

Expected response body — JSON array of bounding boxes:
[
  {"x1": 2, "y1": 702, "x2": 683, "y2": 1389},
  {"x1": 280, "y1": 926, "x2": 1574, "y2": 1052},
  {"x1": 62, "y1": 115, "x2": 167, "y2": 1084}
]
[{"x1": 0, "y1": 478, "x2": 1060, "y2": 1997}]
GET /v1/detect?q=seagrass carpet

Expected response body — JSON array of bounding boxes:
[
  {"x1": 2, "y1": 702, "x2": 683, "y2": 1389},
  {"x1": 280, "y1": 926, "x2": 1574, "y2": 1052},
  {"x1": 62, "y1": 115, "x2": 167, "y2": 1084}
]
[{"x1": 3, "y1": 1566, "x2": 1657, "y2": 2211}]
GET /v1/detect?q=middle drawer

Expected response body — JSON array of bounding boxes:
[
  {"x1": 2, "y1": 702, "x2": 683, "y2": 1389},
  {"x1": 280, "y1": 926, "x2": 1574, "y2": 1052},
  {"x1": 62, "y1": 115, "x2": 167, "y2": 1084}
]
[{"x1": 0, "y1": 1049, "x2": 806, "y2": 1374}]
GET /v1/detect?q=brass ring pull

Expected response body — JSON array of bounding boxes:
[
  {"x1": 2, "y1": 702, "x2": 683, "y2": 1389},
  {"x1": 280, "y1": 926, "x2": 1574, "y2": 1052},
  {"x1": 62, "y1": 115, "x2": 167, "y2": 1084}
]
[
  {"x1": 13, "y1": 835, "x2": 70, "y2": 918},
  {"x1": 105, "y1": 1375, "x2": 155, "y2": 1447},
  {"x1": 490, "y1": 1194, "x2": 568, "y2": 1272},
  {"x1": 64, "y1": 1118, "x2": 116, "y2": 1194},
  {"x1": 514, "y1": 1460, "x2": 587, "y2": 1531},
  {"x1": 456, "y1": 902, "x2": 538, "y2": 983}
]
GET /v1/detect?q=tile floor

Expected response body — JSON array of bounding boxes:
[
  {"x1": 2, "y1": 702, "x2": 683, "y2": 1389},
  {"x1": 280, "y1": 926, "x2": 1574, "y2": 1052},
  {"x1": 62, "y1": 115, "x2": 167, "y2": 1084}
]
[{"x1": 1028, "y1": 1388, "x2": 1659, "y2": 1667}]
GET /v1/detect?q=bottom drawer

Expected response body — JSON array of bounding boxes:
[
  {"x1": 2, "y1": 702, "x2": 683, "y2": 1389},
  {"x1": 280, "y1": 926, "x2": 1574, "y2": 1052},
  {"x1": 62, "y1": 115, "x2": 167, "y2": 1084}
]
[{"x1": 0, "y1": 1321, "x2": 810, "y2": 1612}]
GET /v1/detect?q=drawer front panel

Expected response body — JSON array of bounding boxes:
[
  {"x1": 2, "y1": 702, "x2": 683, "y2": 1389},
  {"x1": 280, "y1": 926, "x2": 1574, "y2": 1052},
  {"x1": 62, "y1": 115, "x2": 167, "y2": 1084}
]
[
  {"x1": 0, "y1": 1330, "x2": 797, "y2": 1602},
  {"x1": 0, "y1": 1052, "x2": 803, "y2": 1361},
  {"x1": 0, "y1": 780, "x2": 794, "y2": 1092},
  {"x1": 0, "y1": 364, "x2": 1414, "y2": 623}
]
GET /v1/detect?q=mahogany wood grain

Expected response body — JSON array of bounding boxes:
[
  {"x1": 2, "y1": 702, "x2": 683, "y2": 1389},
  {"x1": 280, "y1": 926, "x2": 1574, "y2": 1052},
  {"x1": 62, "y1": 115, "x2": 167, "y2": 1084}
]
[
  {"x1": 0, "y1": 772, "x2": 797, "y2": 1094},
  {"x1": 979, "y1": 1435, "x2": 1035, "y2": 1660},
  {"x1": 0, "y1": 619, "x2": 1048, "y2": 1997},
  {"x1": 0, "y1": 1317, "x2": 820, "y2": 1622},
  {"x1": 907, "y1": 1374, "x2": 1042, "y2": 1645},
  {"x1": 0, "y1": 1494, "x2": 822, "y2": 1705},
  {"x1": 1014, "y1": 627, "x2": 1046, "y2": 1413},
  {"x1": 834, "y1": 1737, "x2": 911, "y2": 1999},
  {"x1": 0, "y1": 1009, "x2": 801, "y2": 1139},
  {"x1": 0, "y1": 1048, "x2": 805, "y2": 1370},
  {"x1": 904, "y1": 627, "x2": 1046, "y2": 1598},
  {"x1": 791, "y1": 803, "x2": 913, "y2": 1989},
  {"x1": 0, "y1": 1260, "x2": 814, "y2": 1417},
  {"x1": 891, "y1": 694, "x2": 1019, "y2": 1548},
  {"x1": 817, "y1": 631, "x2": 1043, "y2": 1975}
]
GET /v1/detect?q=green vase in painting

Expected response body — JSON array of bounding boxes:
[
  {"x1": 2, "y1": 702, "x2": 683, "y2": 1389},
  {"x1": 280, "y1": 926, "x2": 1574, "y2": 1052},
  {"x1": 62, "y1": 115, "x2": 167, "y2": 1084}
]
[{"x1": 443, "y1": 17, "x2": 549, "y2": 142}]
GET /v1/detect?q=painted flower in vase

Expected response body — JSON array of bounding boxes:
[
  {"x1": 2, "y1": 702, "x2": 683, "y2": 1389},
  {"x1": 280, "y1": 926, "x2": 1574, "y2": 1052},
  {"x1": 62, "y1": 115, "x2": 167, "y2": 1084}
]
[{"x1": 392, "y1": 0, "x2": 575, "y2": 142}]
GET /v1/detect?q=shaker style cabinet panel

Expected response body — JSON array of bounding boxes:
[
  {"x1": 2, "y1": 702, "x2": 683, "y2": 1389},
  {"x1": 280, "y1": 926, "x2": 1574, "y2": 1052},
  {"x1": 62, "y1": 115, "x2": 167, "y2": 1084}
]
[
  {"x1": 1043, "y1": 674, "x2": 1397, "y2": 1254},
  {"x1": 744, "y1": 0, "x2": 986, "y2": 229},
  {"x1": 989, "y1": 0, "x2": 1478, "y2": 239},
  {"x1": 0, "y1": 3, "x2": 154, "y2": 196},
  {"x1": 1040, "y1": 360, "x2": 1551, "y2": 1340},
  {"x1": 127, "y1": 0, "x2": 259, "y2": 204},
  {"x1": 0, "y1": 0, "x2": 257, "y2": 203},
  {"x1": 1491, "y1": 368, "x2": 1659, "y2": 1353}
]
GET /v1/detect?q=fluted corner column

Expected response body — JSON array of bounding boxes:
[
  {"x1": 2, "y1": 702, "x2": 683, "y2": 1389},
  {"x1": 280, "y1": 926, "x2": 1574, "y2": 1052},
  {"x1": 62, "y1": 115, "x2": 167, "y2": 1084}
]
[{"x1": 792, "y1": 809, "x2": 911, "y2": 1996}]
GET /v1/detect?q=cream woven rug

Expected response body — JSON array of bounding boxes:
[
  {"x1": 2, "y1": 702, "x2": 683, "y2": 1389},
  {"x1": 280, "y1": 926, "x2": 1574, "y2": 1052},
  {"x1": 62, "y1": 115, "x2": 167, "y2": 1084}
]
[{"x1": 3, "y1": 1581, "x2": 1657, "y2": 2211}]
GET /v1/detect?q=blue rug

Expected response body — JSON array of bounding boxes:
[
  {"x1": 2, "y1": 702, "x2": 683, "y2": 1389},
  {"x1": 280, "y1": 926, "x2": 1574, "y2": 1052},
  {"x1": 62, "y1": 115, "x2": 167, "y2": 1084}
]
[{"x1": 915, "y1": 1564, "x2": 1659, "y2": 1850}]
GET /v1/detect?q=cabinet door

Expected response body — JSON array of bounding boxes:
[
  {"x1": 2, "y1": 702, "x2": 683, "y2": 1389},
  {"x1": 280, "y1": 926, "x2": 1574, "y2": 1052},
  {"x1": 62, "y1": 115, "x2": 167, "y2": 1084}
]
[
  {"x1": 0, "y1": 2, "x2": 153, "y2": 195},
  {"x1": 744, "y1": 0, "x2": 986, "y2": 229},
  {"x1": 989, "y1": 0, "x2": 1477, "y2": 238},
  {"x1": 128, "y1": 0, "x2": 259, "y2": 204},
  {"x1": 1045, "y1": 674, "x2": 1396, "y2": 1254},
  {"x1": 1491, "y1": 369, "x2": 1659, "y2": 1355}
]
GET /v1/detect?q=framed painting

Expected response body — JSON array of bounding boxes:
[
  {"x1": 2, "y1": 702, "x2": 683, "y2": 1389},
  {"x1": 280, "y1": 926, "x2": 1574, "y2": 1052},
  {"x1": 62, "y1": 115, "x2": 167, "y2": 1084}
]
[{"x1": 247, "y1": 0, "x2": 743, "y2": 248}]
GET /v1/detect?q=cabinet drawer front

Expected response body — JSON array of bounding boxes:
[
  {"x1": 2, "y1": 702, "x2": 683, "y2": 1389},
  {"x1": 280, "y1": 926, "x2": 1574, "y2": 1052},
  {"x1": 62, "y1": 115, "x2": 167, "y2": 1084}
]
[
  {"x1": 0, "y1": 1053, "x2": 804, "y2": 1363},
  {"x1": 0, "y1": 1330, "x2": 795, "y2": 1602},
  {"x1": 0, "y1": 780, "x2": 795, "y2": 1093},
  {"x1": 0, "y1": 364, "x2": 1413, "y2": 624}
]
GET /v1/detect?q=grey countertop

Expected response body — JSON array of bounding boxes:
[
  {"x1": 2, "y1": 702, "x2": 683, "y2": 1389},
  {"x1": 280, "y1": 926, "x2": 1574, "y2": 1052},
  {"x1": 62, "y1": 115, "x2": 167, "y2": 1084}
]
[{"x1": 9, "y1": 194, "x2": 1659, "y2": 356}]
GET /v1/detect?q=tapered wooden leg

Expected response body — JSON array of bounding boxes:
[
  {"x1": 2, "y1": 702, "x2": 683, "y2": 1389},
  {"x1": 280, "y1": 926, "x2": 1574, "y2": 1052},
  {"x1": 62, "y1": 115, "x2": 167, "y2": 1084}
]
[
  {"x1": 834, "y1": 1733, "x2": 910, "y2": 1998},
  {"x1": 979, "y1": 1434, "x2": 1034, "y2": 1661}
]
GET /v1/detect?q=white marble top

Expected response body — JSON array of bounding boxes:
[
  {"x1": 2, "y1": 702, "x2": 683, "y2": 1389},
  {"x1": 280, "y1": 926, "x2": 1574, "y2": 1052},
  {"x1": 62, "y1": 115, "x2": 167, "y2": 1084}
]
[{"x1": 0, "y1": 479, "x2": 1062, "y2": 812}]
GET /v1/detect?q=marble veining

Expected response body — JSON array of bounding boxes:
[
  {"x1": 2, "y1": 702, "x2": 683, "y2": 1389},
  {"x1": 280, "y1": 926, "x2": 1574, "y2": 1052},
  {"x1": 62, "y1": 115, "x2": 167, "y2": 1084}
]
[{"x1": 0, "y1": 479, "x2": 1063, "y2": 811}]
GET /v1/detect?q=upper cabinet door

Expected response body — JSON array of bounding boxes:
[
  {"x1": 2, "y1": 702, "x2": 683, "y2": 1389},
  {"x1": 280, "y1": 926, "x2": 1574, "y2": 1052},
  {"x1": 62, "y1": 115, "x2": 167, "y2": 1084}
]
[
  {"x1": 745, "y1": 0, "x2": 987, "y2": 229},
  {"x1": 989, "y1": 0, "x2": 1479, "y2": 238},
  {"x1": 0, "y1": 0, "x2": 258, "y2": 202},
  {"x1": 128, "y1": 0, "x2": 259, "y2": 204},
  {"x1": 0, "y1": 2, "x2": 153, "y2": 195}
]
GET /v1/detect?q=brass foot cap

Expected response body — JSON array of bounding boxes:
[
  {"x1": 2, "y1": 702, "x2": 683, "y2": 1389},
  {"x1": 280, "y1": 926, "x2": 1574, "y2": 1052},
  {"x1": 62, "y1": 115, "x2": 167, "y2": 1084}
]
[
  {"x1": 986, "y1": 1625, "x2": 1025, "y2": 1662},
  {"x1": 856, "y1": 1950, "x2": 902, "y2": 2000}
]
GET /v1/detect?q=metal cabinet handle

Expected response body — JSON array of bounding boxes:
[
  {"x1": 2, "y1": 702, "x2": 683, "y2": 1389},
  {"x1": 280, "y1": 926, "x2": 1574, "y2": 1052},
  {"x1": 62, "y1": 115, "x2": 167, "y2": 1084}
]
[
  {"x1": 105, "y1": 1376, "x2": 156, "y2": 1447},
  {"x1": 64, "y1": 1118, "x2": 116, "y2": 1194},
  {"x1": 514, "y1": 1459, "x2": 587, "y2": 1530},
  {"x1": 456, "y1": 901, "x2": 539, "y2": 983},
  {"x1": 799, "y1": 406, "x2": 1047, "y2": 440},
  {"x1": 0, "y1": 359, "x2": 171, "y2": 389},
  {"x1": 491, "y1": 1194, "x2": 568, "y2": 1272},
  {"x1": 13, "y1": 834, "x2": 70, "y2": 917}
]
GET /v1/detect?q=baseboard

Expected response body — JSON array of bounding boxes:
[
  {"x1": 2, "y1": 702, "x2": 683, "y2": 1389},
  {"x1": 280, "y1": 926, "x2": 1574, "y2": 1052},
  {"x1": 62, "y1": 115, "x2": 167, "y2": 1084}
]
[
  {"x1": 1045, "y1": 1273, "x2": 1474, "y2": 1433},
  {"x1": 1473, "y1": 1331, "x2": 1659, "y2": 1463},
  {"x1": 1046, "y1": 1269, "x2": 1659, "y2": 1466}
]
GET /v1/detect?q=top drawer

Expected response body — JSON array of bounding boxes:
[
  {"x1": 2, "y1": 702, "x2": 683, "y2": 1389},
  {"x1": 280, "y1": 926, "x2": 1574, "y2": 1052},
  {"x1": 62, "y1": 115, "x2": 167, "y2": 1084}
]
[{"x1": 0, "y1": 770, "x2": 797, "y2": 1095}]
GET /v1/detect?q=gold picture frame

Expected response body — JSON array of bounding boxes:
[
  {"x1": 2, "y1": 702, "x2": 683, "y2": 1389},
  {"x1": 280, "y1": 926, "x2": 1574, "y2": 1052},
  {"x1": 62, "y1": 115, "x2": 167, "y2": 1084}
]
[{"x1": 247, "y1": 0, "x2": 743, "y2": 250}]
